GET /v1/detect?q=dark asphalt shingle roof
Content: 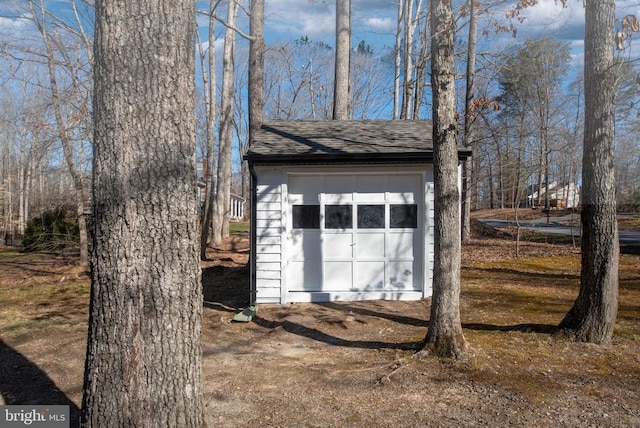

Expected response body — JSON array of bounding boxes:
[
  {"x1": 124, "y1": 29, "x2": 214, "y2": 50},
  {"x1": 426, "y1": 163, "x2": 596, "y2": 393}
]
[{"x1": 245, "y1": 120, "x2": 469, "y2": 165}]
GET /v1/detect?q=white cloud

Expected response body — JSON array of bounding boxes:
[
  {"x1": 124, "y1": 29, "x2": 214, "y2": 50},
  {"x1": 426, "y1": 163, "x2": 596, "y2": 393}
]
[
  {"x1": 0, "y1": 16, "x2": 22, "y2": 30},
  {"x1": 265, "y1": 0, "x2": 334, "y2": 42},
  {"x1": 195, "y1": 38, "x2": 225, "y2": 57},
  {"x1": 264, "y1": 0, "x2": 398, "y2": 45},
  {"x1": 364, "y1": 17, "x2": 395, "y2": 33},
  {"x1": 0, "y1": 13, "x2": 31, "y2": 32},
  {"x1": 513, "y1": 0, "x2": 585, "y2": 41},
  {"x1": 616, "y1": 0, "x2": 640, "y2": 19},
  {"x1": 569, "y1": 40, "x2": 585, "y2": 69}
]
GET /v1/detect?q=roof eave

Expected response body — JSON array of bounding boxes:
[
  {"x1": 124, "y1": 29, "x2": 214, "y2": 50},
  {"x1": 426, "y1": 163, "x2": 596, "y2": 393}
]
[
  {"x1": 245, "y1": 148, "x2": 472, "y2": 165},
  {"x1": 244, "y1": 152, "x2": 435, "y2": 165}
]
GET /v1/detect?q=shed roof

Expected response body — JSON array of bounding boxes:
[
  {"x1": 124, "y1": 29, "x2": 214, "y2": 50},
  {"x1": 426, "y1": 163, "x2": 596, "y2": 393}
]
[{"x1": 245, "y1": 120, "x2": 471, "y2": 165}]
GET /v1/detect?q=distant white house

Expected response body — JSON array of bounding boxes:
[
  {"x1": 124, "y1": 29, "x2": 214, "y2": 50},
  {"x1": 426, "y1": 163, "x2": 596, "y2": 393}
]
[
  {"x1": 526, "y1": 181, "x2": 580, "y2": 209},
  {"x1": 196, "y1": 164, "x2": 246, "y2": 220}
]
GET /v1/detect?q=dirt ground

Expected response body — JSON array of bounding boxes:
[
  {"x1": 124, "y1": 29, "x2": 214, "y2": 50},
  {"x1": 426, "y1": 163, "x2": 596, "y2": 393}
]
[{"x1": 1, "y1": 222, "x2": 639, "y2": 427}]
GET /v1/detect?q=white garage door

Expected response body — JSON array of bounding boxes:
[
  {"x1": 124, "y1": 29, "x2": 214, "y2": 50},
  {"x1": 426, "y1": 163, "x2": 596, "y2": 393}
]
[{"x1": 286, "y1": 174, "x2": 423, "y2": 300}]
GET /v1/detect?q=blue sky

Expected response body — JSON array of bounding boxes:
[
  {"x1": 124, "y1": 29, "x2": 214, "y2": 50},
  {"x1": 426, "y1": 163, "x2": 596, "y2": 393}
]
[
  {"x1": 2, "y1": 0, "x2": 639, "y2": 94},
  {"x1": 257, "y1": 0, "x2": 639, "y2": 67},
  {"x1": 1, "y1": 0, "x2": 637, "y2": 168},
  {"x1": 3, "y1": 0, "x2": 639, "y2": 64},
  {"x1": 187, "y1": 0, "x2": 640, "y2": 91}
]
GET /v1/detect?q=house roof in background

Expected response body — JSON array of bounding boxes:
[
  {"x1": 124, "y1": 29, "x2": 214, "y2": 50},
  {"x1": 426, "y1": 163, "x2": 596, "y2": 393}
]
[{"x1": 245, "y1": 120, "x2": 471, "y2": 165}]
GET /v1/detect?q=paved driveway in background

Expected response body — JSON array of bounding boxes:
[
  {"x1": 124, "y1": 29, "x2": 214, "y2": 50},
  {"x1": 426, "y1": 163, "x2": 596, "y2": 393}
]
[{"x1": 477, "y1": 214, "x2": 640, "y2": 245}]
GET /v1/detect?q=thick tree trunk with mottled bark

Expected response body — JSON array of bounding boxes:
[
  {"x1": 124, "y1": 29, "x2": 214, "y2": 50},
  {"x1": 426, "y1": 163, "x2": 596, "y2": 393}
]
[
  {"x1": 333, "y1": 0, "x2": 350, "y2": 120},
  {"x1": 420, "y1": 0, "x2": 468, "y2": 359},
  {"x1": 558, "y1": 0, "x2": 619, "y2": 344},
  {"x1": 82, "y1": 0, "x2": 204, "y2": 426}
]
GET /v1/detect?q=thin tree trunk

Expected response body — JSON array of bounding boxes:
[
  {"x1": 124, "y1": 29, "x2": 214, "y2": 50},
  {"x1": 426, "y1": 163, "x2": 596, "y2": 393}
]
[
  {"x1": 31, "y1": 0, "x2": 88, "y2": 266},
  {"x1": 559, "y1": 0, "x2": 619, "y2": 344},
  {"x1": 249, "y1": 0, "x2": 265, "y2": 145},
  {"x1": 461, "y1": 0, "x2": 477, "y2": 244},
  {"x1": 309, "y1": 59, "x2": 317, "y2": 120},
  {"x1": 400, "y1": 0, "x2": 414, "y2": 119},
  {"x1": 496, "y1": 136, "x2": 504, "y2": 208},
  {"x1": 24, "y1": 158, "x2": 31, "y2": 231},
  {"x1": 515, "y1": 110, "x2": 526, "y2": 209},
  {"x1": 200, "y1": 3, "x2": 217, "y2": 260},
  {"x1": 212, "y1": 0, "x2": 237, "y2": 246},
  {"x1": 393, "y1": 0, "x2": 404, "y2": 120},
  {"x1": 537, "y1": 142, "x2": 544, "y2": 208},
  {"x1": 248, "y1": 0, "x2": 265, "y2": 202},
  {"x1": 18, "y1": 131, "x2": 26, "y2": 238},
  {"x1": 333, "y1": 0, "x2": 351, "y2": 120},
  {"x1": 472, "y1": 148, "x2": 480, "y2": 209},
  {"x1": 420, "y1": 0, "x2": 468, "y2": 359},
  {"x1": 488, "y1": 162, "x2": 494, "y2": 209},
  {"x1": 412, "y1": 8, "x2": 429, "y2": 120}
]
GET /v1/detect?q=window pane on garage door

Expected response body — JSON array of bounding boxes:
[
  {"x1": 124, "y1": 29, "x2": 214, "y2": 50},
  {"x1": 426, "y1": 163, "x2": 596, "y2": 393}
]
[
  {"x1": 357, "y1": 205, "x2": 385, "y2": 228},
  {"x1": 325, "y1": 205, "x2": 352, "y2": 229}
]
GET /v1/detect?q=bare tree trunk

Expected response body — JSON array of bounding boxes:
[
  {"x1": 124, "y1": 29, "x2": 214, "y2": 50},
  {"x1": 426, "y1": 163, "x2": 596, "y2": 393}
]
[
  {"x1": 400, "y1": 0, "x2": 414, "y2": 119},
  {"x1": 536, "y1": 142, "x2": 544, "y2": 208},
  {"x1": 496, "y1": 136, "x2": 505, "y2": 208},
  {"x1": 5, "y1": 162, "x2": 13, "y2": 243},
  {"x1": 472, "y1": 149, "x2": 480, "y2": 209},
  {"x1": 199, "y1": 2, "x2": 217, "y2": 260},
  {"x1": 31, "y1": 0, "x2": 88, "y2": 266},
  {"x1": 333, "y1": 0, "x2": 351, "y2": 120},
  {"x1": 559, "y1": 0, "x2": 619, "y2": 344},
  {"x1": 308, "y1": 59, "x2": 318, "y2": 120},
  {"x1": 420, "y1": 0, "x2": 467, "y2": 359},
  {"x1": 18, "y1": 131, "x2": 26, "y2": 238},
  {"x1": 26, "y1": 178, "x2": 32, "y2": 224},
  {"x1": 23, "y1": 147, "x2": 32, "y2": 235},
  {"x1": 488, "y1": 162, "x2": 494, "y2": 209},
  {"x1": 412, "y1": 8, "x2": 429, "y2": 120},
  {"x1": 84, "y1": 0, "x2": 203, "y2": 425},
  {"x1": 461, "y1": 0, "x2": 477, "y2": 244},
  {"x1": 249, "y1": 0, "x2": 265, "y2": 145},
  {"x1": 248, "y1": 0, "x2": 265, "y2": 201},
  {"x1": 393, "y1": 0, "x2": 404, "y2": 120},
  {"x1": 212, "y1": 0, "x2": 238, "y2": 246},
  {"x1": 516, "y1": 113, "x2": 526, "y2": 209}
]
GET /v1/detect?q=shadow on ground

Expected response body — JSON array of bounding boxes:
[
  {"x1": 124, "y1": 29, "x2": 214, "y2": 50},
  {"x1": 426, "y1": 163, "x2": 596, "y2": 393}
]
[
  {"x1": 621, "y1": 245, "x2": 640, "y2": 256},
  {"x1": 201, "y1": 263, "x2": 250, "y2": 311},
  {"x1": 0, "y1": 340, "x2": 80, "y2": 426}
]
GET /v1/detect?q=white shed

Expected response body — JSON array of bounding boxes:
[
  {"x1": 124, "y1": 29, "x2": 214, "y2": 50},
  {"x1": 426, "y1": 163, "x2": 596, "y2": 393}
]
[{"x1": 245, "y1": 120, "x2": 471, "y2": 304}]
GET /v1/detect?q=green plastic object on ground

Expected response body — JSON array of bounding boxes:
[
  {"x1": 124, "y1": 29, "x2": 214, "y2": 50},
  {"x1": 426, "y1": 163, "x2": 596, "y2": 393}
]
[{"x1": 232, "y1": 305, "x2": 257, "y2": 322}]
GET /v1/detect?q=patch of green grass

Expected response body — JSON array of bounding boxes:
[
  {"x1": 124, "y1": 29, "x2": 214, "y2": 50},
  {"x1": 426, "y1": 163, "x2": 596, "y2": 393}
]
[
  {"x1": 229, "y1": 222, "x2": 250, "y2": 234},
  {"x1": 0, "y1": 281, "x2": 90, "y2": 338},
  {"x1": 0, "y1": 248, "x2": 23, "y2": 258},
  {"x1": 503, "y1": 228, "x2": 580, "y2": 245},
  {"x1": 619, "y1": 217, "x2": 640, "y2": 231}
]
